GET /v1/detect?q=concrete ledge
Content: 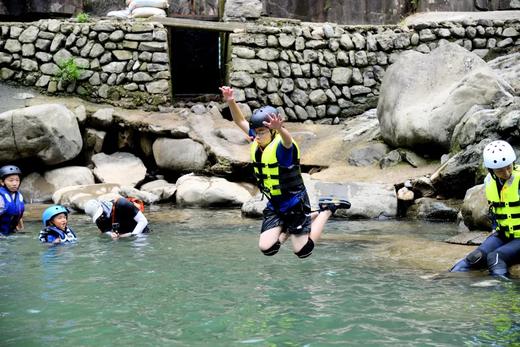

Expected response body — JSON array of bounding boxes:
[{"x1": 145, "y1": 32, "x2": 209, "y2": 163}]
[{"x1": 404, "y1": 10, "x2": 520, "y2": 26}]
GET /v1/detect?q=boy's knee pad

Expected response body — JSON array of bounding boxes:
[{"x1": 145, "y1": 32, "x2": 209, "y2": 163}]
[
  {"x1": 466, "y1": 249, "x2": 484, "y2": 265},
  {"x1": 295, "y1": 238, "x2": 314, "y2": 258},
  {"x1": 261, "y1": 241, "x2": 281, "y2": 256}
]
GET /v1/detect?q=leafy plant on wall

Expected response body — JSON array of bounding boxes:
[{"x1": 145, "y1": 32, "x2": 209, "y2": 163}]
[{"x1": 56, "y1": 58, "x2": 82, "y2": 84}]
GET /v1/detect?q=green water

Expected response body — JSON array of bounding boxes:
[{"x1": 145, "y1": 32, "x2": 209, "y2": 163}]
[{"x1": 1, "y1": 207, "x2": 519, "y2": 346}]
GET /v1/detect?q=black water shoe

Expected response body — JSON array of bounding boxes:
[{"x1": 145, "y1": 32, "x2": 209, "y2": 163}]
[{"x1": 318, "y1": 197, "x2": 351, "y2": 215}]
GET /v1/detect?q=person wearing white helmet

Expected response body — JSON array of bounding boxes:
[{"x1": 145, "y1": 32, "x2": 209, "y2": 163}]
[
  {"x1": 451, "y1": 140, "x2": 520, "y2": 278},
  {"x1": 220, "y1": 86, "x2": 350, "y2": 259},
  {"x1": 84, "y1": 198, "x2": 149, "y2": 240}
]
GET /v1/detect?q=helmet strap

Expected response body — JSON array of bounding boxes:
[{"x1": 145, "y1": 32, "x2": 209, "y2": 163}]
[{"x1": 489, "y1": 169, "x2": 504, "y2": 197}]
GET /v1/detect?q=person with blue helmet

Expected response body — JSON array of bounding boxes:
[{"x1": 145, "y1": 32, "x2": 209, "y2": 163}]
[
  {"x1": 39, "y1": 205, "x2": 77, "y2": 244},
  {"x1": 220, "y1": 86, "x2": 350, "y2": 258},
  {"x1": 0, "y1": 165, "x2": 25, "y2": 236},
  {"x1": 451, "y1": 140, "x2": 520, "y2": 278}
]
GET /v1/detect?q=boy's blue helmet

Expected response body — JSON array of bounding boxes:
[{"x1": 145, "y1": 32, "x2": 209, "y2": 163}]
[
  {"x1": 42, "y1": 205, "x2": 69, "y2": 227},
  {"x1": 0, "y1": 165, "x2": 22, "y2": 179},
  {"x1": 250, "y1": 106, "x2": 278, "y2": 129}
]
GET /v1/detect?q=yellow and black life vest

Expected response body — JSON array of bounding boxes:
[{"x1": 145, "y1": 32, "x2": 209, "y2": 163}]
[
  {"x1": 250, "y1": 134, "x2": 305, "y2": 199},
  {"x1": 486, "y1": 170, "x2": 520, "y2": 238}
]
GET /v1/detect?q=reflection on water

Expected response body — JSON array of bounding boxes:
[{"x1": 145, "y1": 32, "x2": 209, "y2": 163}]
[{"x1": 0, "y1": 206, "x2": 519, "y2": 346}]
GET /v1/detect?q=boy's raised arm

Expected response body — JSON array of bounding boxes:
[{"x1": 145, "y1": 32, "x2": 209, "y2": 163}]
[{"x1": 219, "y1": 86, "x2": 250, "y2": 135}]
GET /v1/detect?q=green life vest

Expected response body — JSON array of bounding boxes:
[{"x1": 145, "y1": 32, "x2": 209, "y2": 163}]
[
  {"x1": 250, "y1": 134, "x2": 305, "y2": 199},
  {"x1": 485, "y1": 170, "x2": 520, "y2": 238}
]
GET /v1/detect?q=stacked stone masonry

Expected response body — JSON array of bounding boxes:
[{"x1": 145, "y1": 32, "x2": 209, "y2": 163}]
[
  {"x1": 0, "y1": 19, "x2": 171, "y2": 108},
  {"x1": 229, "y1": 18, "x2": 520, "y2": 122},
  {"x1": 0, "y1": 17, "x2": 518, "y2": 117}
]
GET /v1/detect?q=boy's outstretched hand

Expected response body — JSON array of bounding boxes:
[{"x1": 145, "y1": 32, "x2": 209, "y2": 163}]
[
  {"x1": 219, "y1": 86, "x2": 234, "y2": 101},
  {"x1": 263, "y1": 113, "x2": 283, "y2": 130}
]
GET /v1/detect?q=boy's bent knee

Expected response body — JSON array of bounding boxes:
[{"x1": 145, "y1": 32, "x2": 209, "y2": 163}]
[
  {"x1": 294, "y1": 238, "x2": 314, "y2": 259},
  {"x1": 261, "y1": 241, "x2": 281, "y2": 256},
  {"x1": 487, "y1": 251, "x2": 509, "y2": 277},
  {"x1": 467, "y1": 249, "x2": 484, "y2": 265}
]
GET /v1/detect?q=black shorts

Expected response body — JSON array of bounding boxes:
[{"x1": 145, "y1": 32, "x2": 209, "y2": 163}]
[{"x1": 260, "y1": 193, "x2": 312, "y2": 235}]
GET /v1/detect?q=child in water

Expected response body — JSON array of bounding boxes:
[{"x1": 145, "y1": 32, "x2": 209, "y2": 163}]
[
  {"x1": 0, "y1": 165, "x2": 24, "y2": 236},
  {"x1": 39, "y1": 205, "x2": 77, "y2": 244}
]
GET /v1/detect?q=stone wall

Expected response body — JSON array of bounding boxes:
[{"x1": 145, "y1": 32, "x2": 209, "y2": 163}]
[
  {"x1": 227, "y1": 17, "x2": 520, "y2": 123},
  {"x1": 0, "y1": 19, "x2": 171, "y2": 109}
]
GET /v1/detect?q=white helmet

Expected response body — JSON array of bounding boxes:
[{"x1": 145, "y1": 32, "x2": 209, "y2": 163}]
[{"x1": 483, "y1": 140, "x2": 516, "y2": 169}]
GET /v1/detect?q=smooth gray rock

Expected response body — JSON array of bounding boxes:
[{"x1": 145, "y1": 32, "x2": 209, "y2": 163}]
[
  {"x1": 176, "y1": 174, "x2": 252, "y2": 207},
  {"x1": 0, "y1": 104, "x2": 82, "y2": 165},
  {"x1": 377, "y1": 43, "x2": 513, "y2": 154},
  {"x1": 153, "y1": 138, "x2": 208, "y2": 172},
  {"x1": 92, "y1": 152, "x2": 147, "y2": 187}
]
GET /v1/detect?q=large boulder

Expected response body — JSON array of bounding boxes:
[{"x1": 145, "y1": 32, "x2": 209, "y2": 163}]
[
  {"x1": 0, "y1": 104, "x2": 82, "y2": 165},
  {"x1": 175, "y1": 174, "x2": 252, "y2": 207},
  {"x1": 488, "y1": 53, "x2": 520, "y2": 93},
  {"x1": 377, "y1": 43, "x2": 514, "y2": 155},
  {"x1": 52, "y1": 183, "x2": 121, "y2": 210},
  {"x1": 241, "y1": 191, "x2": 267, "y2": 218},
  {"x1": 92, "y1": 152, "x2": 147, "y2": 187},
  {"x1": 118, "y1": 186, "x2": 160, "y2": 205},
  {"x1": 153, "y1": 138, "x2": 208, "y2": 172},
  {"x1": 140, "y1": 179, "x2": 176, "y2": 201},
  {"x1": 461, "y1": 184, "x2": 492, "y2": 231},
  {"x1": 312, "y1": 180, "x2": 397, "y2": 219},
  {"x1": 431, "y1": 141, "x2": 488, "y2": 198},
  {"x1": 20, "y1": 172, "x2": 55, "y2": 203},
  {"x1": 44, "y1": 166, "x2": 95, "y2": 190},
  {"x1": 347, "y1": 142, "x2": 390, "y2": 167},
  {"x1": 406, "y1": 197, "x2": 461, "y2": 222},
  {"x1": 20, "y1": 166, "x2": 95, "y2": 203},
  {"x1": 241, "y1": 176, "x2": 397, "y2": 220},
  {"x1": 187, "y1": 112, "x2": 250, "y2": 175},
  {"x1": 52, "y1": 182, "x2": 161, "y2": 210}
]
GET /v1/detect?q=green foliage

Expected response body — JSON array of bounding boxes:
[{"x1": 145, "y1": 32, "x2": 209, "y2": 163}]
[
  {"x1": 76, "y1": 12, "x2": 90, "y2": 23},
  {"x1": 57, "y1": 58, "x2": 82, "y2": 83},
  {"x1": 409, "y1": 0, "x2": 419, "y2": 10}
]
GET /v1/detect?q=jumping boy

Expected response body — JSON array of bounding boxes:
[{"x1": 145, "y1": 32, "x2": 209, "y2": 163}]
[{"x1": 220, "y1": 86, "x2": 350, "y2": 258}]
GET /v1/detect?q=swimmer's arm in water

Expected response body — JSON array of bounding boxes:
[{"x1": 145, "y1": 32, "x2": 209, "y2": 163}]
[{"x1": 111, "y1": 212, "x2": 148, "y2": 239}]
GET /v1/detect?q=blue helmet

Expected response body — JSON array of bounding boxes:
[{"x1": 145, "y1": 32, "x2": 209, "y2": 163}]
[
  {"x1": 250, "y1": 106, "x2": 278, "y2": 129},
  {"x1": 42, "y1": 205, "x2": 69, "y2": 227},
  {"x1": 0, "y1": 165, "x2": 22, "y2": 179}
]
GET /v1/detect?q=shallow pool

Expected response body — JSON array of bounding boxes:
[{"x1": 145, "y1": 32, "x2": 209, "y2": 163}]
[{"x1": 1, "y1": 207, "x2": 518, "y2": 346}]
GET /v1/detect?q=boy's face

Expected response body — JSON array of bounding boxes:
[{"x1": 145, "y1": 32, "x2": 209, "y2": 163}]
[
  {"x1": 51, "y1": 213, "x2": 68, "y2": 231},
  {"x1": 1, "y1": 175, "x2": 20, "y2": 193},
  {"x1": 254, "y1": 127, "x2": 272, "y2": 148},
  {"x1": 493, "y1": 164, "x2": 513, "y2": 181}
]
